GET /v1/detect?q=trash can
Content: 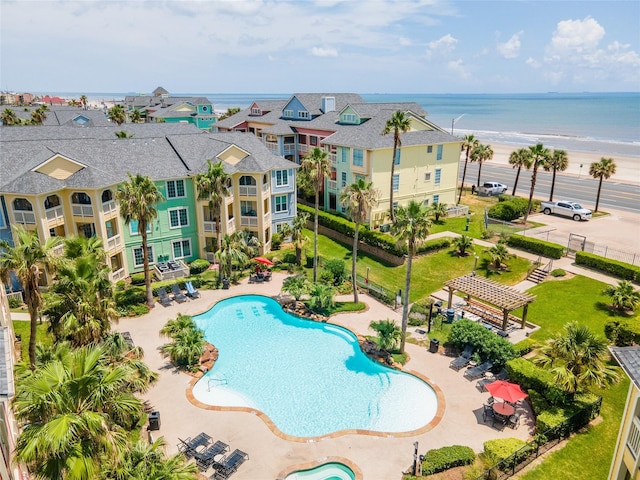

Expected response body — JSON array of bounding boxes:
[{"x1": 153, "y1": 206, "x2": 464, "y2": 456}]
[
  {"x1": 148, "y1": 411, "x2": 161, "y2": 431},
  {"x1": 429, "y1": 339, "x2": 440, "y2": 353},
  {"x1": 445, "y1": 308, "x2": 456, "y2": 323},
  {"x1": 222, "y1": 278, "x2": 230, "y2": 290}
]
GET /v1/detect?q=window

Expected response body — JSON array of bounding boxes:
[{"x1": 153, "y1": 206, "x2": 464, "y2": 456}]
[
  {"x1": 172, "y1": 239, "x2": 192, "y2": 259},
  {"x1": 275, "y1": 195, "x2": 288, "y2": 213},
  {"x1": 423, "y1": 199, "x2": 429, "y2": 206},
  {"x1": 392, "y1": 174, "x2": 399, "y2": 191},
  {"x1": 168, "y1": 208, "x2": 189, "y2": 228},
  {"x1": 341, "y1": 147, "x2": 349, "y2": 163},
  {"x1": 71, "y1": 192, "x2": 92, "y2": 205},
  {"x1": 283, "y1": 109, "x2": 293, "y2": 118},
  {"x1": 342, "y1": 113, "x2": 356, "y2": 123},
  {"x1": 627, "y1": 416, "x2": 640, "y2": 459},
  {"x1": 341, "y1": 172, "x2": 347, "y2": 188},
  {"x1": 129, "y1": 220, "x2": 152, "y2": 235},
  {"x1": 433, "y1": 194, "x2": 440, "y2": 204},
  {"x1": 353, "y1": 149, "x2": 363, "y2": 167},
  {"x1": 44, "y1": 195, "x2": 61, "y2": 209},
  {"x1": 275, "y1": 170, "x2": 289, "y2": 187},
  {"x1": 424, "y1": 172, "x2": 431, "y2": 182},
  {"x1": 105, "y1": 220, "x2": 117, "y2": 238},
  {"x1": 394, "y1": 149, "x2": 400, "y2": 165},
  {"x1": 77, "y1": 223, "x2": 96, "y2": 238},
  {"x1": 239, "y1": 175, "x2": 256, "y2": 186},
  {"x1": 166, "y1": 179, "x2": 186, "y2": 199},
  {"x1": 355, "y1": 174, "x2": 366, "y2": 183},
  {"x1": 241, "y1": 201, "x2": 256, "y2": 216},
  {"x1": 251, "y1": 107, "x2": 261, "y2": 115},
  {"x1": 13, "y1": 198, "x2": 33, "y2": 211},
  {"x1": 310, "y1": 135, "x2": 317, "y2": 146},
  {"x1": 133, "y1": 245, "x2": 154, "y2": 268},
  {"x1": 298, "y1": 111, "x2": 309, "y2": 119},
  {"x1": 393, "y1": 201, "x2": 398, "y2": 211},
  {"x1": 101, "y1": 190, "x2": 113, "y2": 202},
  {"x1": 437, "y1": 144, "x2": 443, "y2": 160},
  {"x1": 435, "y1": 168, "x2": 441, "y2": 185},
  {"x1": 427, "y1": 145, "x2": 433, "y2": 154}
]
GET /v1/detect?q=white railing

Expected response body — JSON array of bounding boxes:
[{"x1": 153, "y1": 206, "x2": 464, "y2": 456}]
[
  {"x1": 262, "y1": 183, "x2": 269, "y2": 193},
  {"x1": 227, "y1": 218, "x2": 235, "y2": 233},
  {"x1": 203, "y1": 221, "x2": 217, "y2": 233},
  {"x1": 238, "y1": 186, "x2": 257, "y2": 196},
  {"x1": 328, "y1": 180, "x2": 337, "y2": 191},
  {"x1": 45, "y1": 205, "x2": 64, "y2": 222},
  {"x1": 263, "y1": 212, "x2": 271, "y2": 225},
  {"x1": 240, "y1": 216, "x2": 258, "y2": 227},
  {"x1": 298, "y1": 144, "x2": 309, "y2": 154},
  {"x1": 205, "y1": 252, "x2": 216, "y2": 263},
  {"x1": 13, "y1": 210, "x2": 36, "y2": 225},
  {"x1": 106, "y1": 234, "x2": 121, "y2": 251},
  {"x1": 283, "y1": 144, "x2": 296, "y2": 154},
  {"x1": 72, "y1": 204, "x2": 94, "y2": 217},
  {"x1": 52, "y1": 243, "x2": 65, "y2": 257},
  {"x1": 102, "y1": 200, "x2": 117, "y2": 216},
  {"x1": 628, "y1": 416, "x2": 640, "y2": 459},
  {"x1": 7, "y1": 291, "x2": 23, "y2": 303},
  {"x1": 111, "y1": 268, "x2": 126, "y2": 282},
  {"x1": 328, "y1": 153, "x2": 336, "y2": 165},
  {"x1": 265, "y1": 142, "x2": 278, "y2": 153}
]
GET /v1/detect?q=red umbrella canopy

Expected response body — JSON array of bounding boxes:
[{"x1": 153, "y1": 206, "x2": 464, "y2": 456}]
[
  {"x1": 486, "y1": 381, "x2": 528, "y2": 403},
  {"x1": 253, "y1": 257, "x2": 274, "y2": 266}
]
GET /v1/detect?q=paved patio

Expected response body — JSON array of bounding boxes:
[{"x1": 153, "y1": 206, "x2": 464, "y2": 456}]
[{"x1": 115, "y1": 272, "x2": 534, "y2": 480}]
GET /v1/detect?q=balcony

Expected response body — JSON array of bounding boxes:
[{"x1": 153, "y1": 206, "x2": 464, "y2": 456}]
[
  {"x1": 154, "y1": 260, "x2": 189, "y2": 281},
  {"x1": 72, "y1": 204, "x2": 94, "y2": 217},
  {"x1": 52, "y1": 243, "x2": 65, "y2": 257},
  {"x1": 238, "y1": 186, "x2": 257, "y2": 197},
  {"x1": 327, "y1": 180, "x2": 337, "y2": 191},
  {"x1": 263, "y1": 211, "x2": 271, "y2": 225},
  {"x1": 283, "y1": 144, "x2": 296, "y2": 155},
  {"x1": 298, "y1": 144, "x2": 309, "y2": 154},
  {"x1": 265, "y1": 141, "x2": 278, "y2": 153},
  {"x1": 240, "y1": 215, "x2": 259, "y2": 228},
  {"x1": 13, "y1": 210, "x2": 36, "y2": 225},
  {"x1": 45, "y1": 205, "x2": 64, "y2": 223},
  {"x1": 203, "y1": 220, "x2": 218, "y2": 233},
  {"x1": 106, "y1": 234, "x2": 122, "y2": 252},
  {"x1": 111, "y1": 268, "x2": 126, "y2": 282},
  {"x1": 227, "y1": 218, "x2": 236, "y2": 234},
  {"x1": 262, "y1": 183, "x2": 269, "y2": 193},
  {"x1": 102, "y1": 200, "x2": 117, "y2": 216},
  {"x1": 328, "y1": 153, "x2": 336, "y2": 165}
]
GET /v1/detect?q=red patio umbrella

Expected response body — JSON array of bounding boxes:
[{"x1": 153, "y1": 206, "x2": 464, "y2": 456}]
[
  {"x1": 485, "y1": 380, "x2": 528, "y2": 404},
  {"x1": 253, "y1": 257, "x2": 274, "y2": 267}
]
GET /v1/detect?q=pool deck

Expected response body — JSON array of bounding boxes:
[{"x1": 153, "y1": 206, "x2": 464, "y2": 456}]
[{"x1": 116, "y1": 272, "x2": 534, "y2": 480}]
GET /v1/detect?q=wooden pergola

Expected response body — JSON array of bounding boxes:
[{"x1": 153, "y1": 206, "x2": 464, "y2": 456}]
[{"x1": 443, "y1": 274, "x2": 536, "y2": 331}]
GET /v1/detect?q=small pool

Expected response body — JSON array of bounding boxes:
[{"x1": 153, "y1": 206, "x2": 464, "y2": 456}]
[
  {"x1": 284, "y1": 462, "x2": 355, "y2": 480},
  {"x1": 192, "y1": 295, "x2": 438, "y2": 438}
]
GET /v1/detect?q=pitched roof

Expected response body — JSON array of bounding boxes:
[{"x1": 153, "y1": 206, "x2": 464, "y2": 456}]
[{"x1": 610, "y1": 346, "x2": 640, "y2": 390}]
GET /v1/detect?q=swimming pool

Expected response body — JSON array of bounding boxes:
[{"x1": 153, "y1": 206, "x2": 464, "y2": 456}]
[
  {"x1": 192, "y1": 295, "x2": 438, "y2": 438},
  {"x1": 284, "y1": 462, "x2": 355, "y2": 480}
]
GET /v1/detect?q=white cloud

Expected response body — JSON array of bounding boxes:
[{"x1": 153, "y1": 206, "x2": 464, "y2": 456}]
[
  {"x1": 549, "y1": 17, "x2": 604, "y2": 54},
  {"x1": 311, "y1": 47, "x2": 338, "y2": 57},
  {"x1": 497, "y1": 31, "x2": 523, "y2": 59},
  {"x1": 447, "y1": 59, "x2": 470, "y2": 79},
  {"x1": 426, "y1": 34, "x2": 458, "y2": 59},
  {"x1": 399, "y1": 37, "x2": 412, "y2": 46},
  {"x1": 526, "y1": 57, "x2": 541, "y2": 68}
]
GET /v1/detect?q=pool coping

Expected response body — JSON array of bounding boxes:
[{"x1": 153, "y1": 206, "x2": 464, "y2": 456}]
[
  {"x1": 184, "y1": 295, "x2": 446, "y2": 443},
  {"x1": 275, "y1": 457, "x2": 364, "y2": 480}
]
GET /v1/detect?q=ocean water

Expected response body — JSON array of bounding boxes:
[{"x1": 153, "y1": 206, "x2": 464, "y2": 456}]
[{"x1": 42, "y1": 91, "x2": 640, "y2": 157}]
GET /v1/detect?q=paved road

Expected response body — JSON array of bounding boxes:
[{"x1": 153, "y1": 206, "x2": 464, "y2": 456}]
[{"x1": 460, "y1": 162, "x2": 640, "y2": 214}]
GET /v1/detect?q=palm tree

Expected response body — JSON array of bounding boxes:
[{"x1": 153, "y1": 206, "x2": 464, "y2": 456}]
[
  {"x1": 115, "y1": 130, "x2": 134, "y2": 138},
  {"x1": 217, "y1": 107, "x2": 241, "y2": 121},
  {"x1": 0, "y1": 226, "x2": 61, "y2": 369},
  {"x1": 431, "y1": 202, "x2": 448, "y2": 222},
  {"x1": 508, "y1": 148, "x2": 532, "y2": 196},
  {"x1": 458, "y1": 134, "x2": 479, "y2": 203},
  {"x1": 470, "y1": 143, "x2": 494, "y2": 187},
  {"x1": 603, "y1": 280, "x2": 640, "y2": 312},
  {"x1": 544, "y1": 149, "x2": 569, "y2": 201},
  {"x1": 194, "y1": 160, "x2": 230, "y2": 282},
  {"x1": 108, "y1": 104, "x2": 127, "y2": 125},
  {"x1": 589, "y1": 157, "x2": 617, "y2": 212},
  {"x1": 160, "y1": 326, "x2": 205, "y2": 370},
  {"x1": 290, "y1": 212, "x2": 309, "y2": 266},
  {"x1": 340, "y1": 178, "x2": 380, "y2": 303},
  {"x1": 392, "y1": 200, "x2": 432, "y2": 353},
  {"x1": 116, "y1": 174, "x2": 164, "y2": 308},
  {"x1": 307, "y1": 283, "x2": 335, "y2": 312},
  {"x1": 282, "y1": 275, "x2": 308, "y2": 301},
  {"x1": 369, "y1": 319, "x2": 402, "y2": 352},
  {"x1": 215, "y1": 232, "x2": 249, "y2": 281},
  {"x1": 160, "y1": 313, "x2": 197, "y2": 337},
  {"x1": 381, "y1": 111, "x2": 411, "y2": 223},
  {"x1": 523, "y1": 143, "x2": 551, "y2": 224},
  {"x1": 488, "y1": 242, "x2": 511, "y2": 270},
  {"x1": 452, "y1": 234, "x2": 474, "y2": 256},
  {"x1": 129, "y1": 108, "x2": 142, "y2": 123},
  {"x1": 301, "y1": 147, "x2": 332, "y2": 282},
  {"x1": 30, "y1": 105, "x2": 48, "y2": 125},
  {"x1": 80, "y1": 95, "x2": 88, "y2": 110},
  {"x1": 1, "y1": 108, "x2": 19, "y2": 126},
  {"x1": 533, "y1": 321, "x2": 620, "y2": 395}
]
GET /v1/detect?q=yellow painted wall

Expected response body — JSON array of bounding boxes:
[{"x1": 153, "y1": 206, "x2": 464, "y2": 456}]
[{"x1": 609, "y1": 385, "x2": 640, "y2": 480}]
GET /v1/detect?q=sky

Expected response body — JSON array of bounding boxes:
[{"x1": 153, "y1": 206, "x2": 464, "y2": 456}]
[{"x1": 1, "y1": 0, "x2": 639, "y2": 94}]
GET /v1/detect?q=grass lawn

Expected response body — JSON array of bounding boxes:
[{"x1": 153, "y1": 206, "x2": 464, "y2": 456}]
[{"x1": 12, "y1": 320, "x2": 54, "y2": 363}]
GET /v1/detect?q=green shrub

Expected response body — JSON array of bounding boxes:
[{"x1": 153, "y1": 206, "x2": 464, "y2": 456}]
[
  {"x1": 605, "y1": 320, "x2": 640, "y2": 346},
  {"x1": 318, "y1": 269, "x2": 334, "y2": 286},
  {"x1": 114, "y1": 286, "x2": 146, "y2": 308},
  {"x1": 130, "y1": 273, "x2": 146, "y2": 285},
  {"x1": 550, "y1": 268, "x2": 566, "y2": 277},
  {"x1": 506, "y1": 234, "x2": 564, "y2": 259},
  {"x1": 505, "y1": 357, "x2": 568, "y2": 406},
  {"x1": 449, "y1": 319, "x2": 517, "y2": 367},
  {"x1": 189, "y1": 259, "x2": 210, "y2": 275},
  {"x1": 8, "y1": 297, "x2": 22, "y2": 309},
  {"x1": 422, "y1": 445, "x2": 476, "y2": 475},
  {"x1": 513, "y1": 337, "x2": 537, "y2": 356},
  {"x1": 281, "y1": 252, "x2": 297, "y2": 264},
  {"x1": 115, "y1": 280, "x2": 126, "y2": 291},
  {"x1": 527, "y1": 389, "x2": 549, "y2": 415},
  {"x1": 127, "y1": 304, "x2": 150, "y2": 316},
  {"x1": 271, "y1": 232, "x2": 283, "y2": 250},
  {"x1": 324, "y1": 258, "x2": 347, "y2": 285},
  {"x1": 575, "y1": 251, "x2": 640, "y2": 281},
  {"x1": 489, "y1": 202, "x2": 518, "y2": 221},
  {"x1": 416, "y1": 237, "x2": 452, "y2": 255},
  {"x1": 483, "y1": 438, "x2": 529, "y2": 470}
]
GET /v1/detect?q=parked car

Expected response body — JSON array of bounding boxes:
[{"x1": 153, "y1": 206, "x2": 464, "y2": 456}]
[
  {"x1": 540, "y1": 200, "x2": 592, "y2": 221},
  {"x1": 478, "y1": 182, "x2": 508, "y2": 196}
]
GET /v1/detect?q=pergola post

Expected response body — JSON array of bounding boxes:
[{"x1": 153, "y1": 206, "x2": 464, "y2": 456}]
[
  {"x1": 502, "y1": 309, "x2": 509, "y2": 332},
  {"x1": 447, "y1": 286, "x2": 454, "y2": 307},
  {"x1": 521, "y1": 304, "x2": 529, "y2": 329}
]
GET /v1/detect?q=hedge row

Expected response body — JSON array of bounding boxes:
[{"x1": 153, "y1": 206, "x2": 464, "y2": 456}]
[
  {"x1": 505, "y1": 357, "x2": 568, "y2": 406},
  {"x1": 449, "y1": 320, "x2": 517, "y2": 367},
  {"x1": 422, "y1": 445, "x2": 476, "y2": 475},
  {"x1": 416, "y1": 237, "x2": 452, "y2": 255},
  {"x1": 605, "y1": 320, "x2": 640, "y2": 346},
  {"x1": 483, "y1": 438, "x2": 529, "y2": 470},
  {"x1": 535, "y1": 392, "x2": 600, "y2": 434},
  {"x1": 298, "y1": 204, "x2": 405, "y2": 257},
  {"x1": 506, "y1": 234, "x2": 564, "y2": 259},
  {"x1": 575, "y1": 251, "x2": 640, "y2": 281}
]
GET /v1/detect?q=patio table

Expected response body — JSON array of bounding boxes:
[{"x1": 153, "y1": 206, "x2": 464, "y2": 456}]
[{"x1": 493, "y1": 402, "x2": 515, "y2": 417}]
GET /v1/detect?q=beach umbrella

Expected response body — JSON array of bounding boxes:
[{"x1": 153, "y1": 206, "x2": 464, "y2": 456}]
[
  {"x1": 485, "y1": 380, "x2": 528, "y2": 404},
  {"x1": 253, "y1": 257, "x2": 274, "y2": 267}
]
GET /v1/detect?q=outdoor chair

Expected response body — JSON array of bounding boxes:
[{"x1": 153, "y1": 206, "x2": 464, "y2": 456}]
[
  {"x1": 178, "y1": 432, "x2": 212, "y2": 458},
  {"x1": 464, "y1": 360, "x2": 494, "y2": 380},
  {"x1": 171, "y1": 284, "x2": 188, "y2": 303},
  {"x1": 195, "y1": 441, "x2": 229, "y2": 471},
  {"x1": 212, "y1": 449, "x2": 249, "y2": 479},
  {"x1": 186, "y1": 281, "x2": 200, "y2": 298},
  {"x1": 157, "y1": 287, "x2": 173, "y2": 307},
  {"x1": 449, "y1": 345, "x2": 475, "y2": 371},
  {"x1": 508, "y1": 413, "x2": 521, "y2": 429}
]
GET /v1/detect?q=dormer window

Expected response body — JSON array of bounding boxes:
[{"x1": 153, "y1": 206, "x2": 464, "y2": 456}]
[
  {"x1": 342, "y1": 114, "x2": 357, "y2": 123},
  {"x1": 251, "y1": 107, "x2": 261, "y2": 115},
  {"x1": 298, "y1": 111, "x2": 309, "y2": 119},
  {"x1": 283, "y1": 110, "x2": 293, "y2": 118}
]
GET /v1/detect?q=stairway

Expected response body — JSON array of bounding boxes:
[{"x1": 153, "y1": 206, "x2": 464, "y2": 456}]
[{"x1": 527, "y1": 267, "x2": 549, "y2": 284}]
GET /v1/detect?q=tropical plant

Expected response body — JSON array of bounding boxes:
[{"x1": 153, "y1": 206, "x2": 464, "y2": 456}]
[
  {"x1": 307, "y1": 282, "x2": 335, "y2": 312},
  {"x1": 217, "y1": 107, "x2": 241, "y2": 121},
  {"x1": 458, "y1": 134, "x2": 479, "y2": 203},
  {"x1": 108, "y1": 104, "x2": 127, "y2": 125},
  {"x1": 369, "y1": 319, "x2": 402, "y2": 351},
  {"x1": 291, "y1": 212, "x2": 310, "y2": 266},
  {"x1": 1, "y1": 108, "x2": 19, "y2": 126},
  {"x1": 301, "y1": 147, "x2": 332, "y2": 282},
  {"x1": 129, "y1": 108, "x2": 142, "y2": 123},
  {"x1": 0, "y1": 226, "x2": 61, "y2": 369},
  {"x1": 544, "y1": 149, "x2": 569, "y2": 201},
  {"x1": 603, "y1": 280, "x2": 640, "y2": 312},
  {"x1": 116, "y1": 173, "x2": 164, "y2": 307},
  {"x1": 381, "y1": 110, "x2": 411, "y2": 223},
  {"x1": 589, "y1": 157, "x2": 617, "y2": 212},
  {"x1": 452, "y1": 234, "x2": 474, "y2": 256},
  {"x1": 160, "y1": 326, "x2": 205, "y2": 370},
  {"x1": 431, "y1": 202, "x2": 448, "y2": 222},
  {"x1": 340, "y1": 178, "x2": 380, "y2": 303},
  {"x1": 533, "y1": 321, "x2": 620, "y2": 394},
  {"x1": 115, "y1": 130, "x2": 134, "y2": 138},
  {"x1": 80, "y1": 94, "x2": 88, "y2": 110},
  {"x1": 523, "y1": 143, "x2": 551, "y2": 224},
  {"x1": 214, "y1": 232, "x2": 249, "y2": 281},
  {"x1": 194, "y1": 159, "x2": 231, "y2": 283},
  {"x1": 160, "y1": 313, "x2": 197, "y2": 338},
  {"x1": 392, "y1": 200, "x2": 432, "y2": 353},
  {"x1": 471, "y1": 143, "x2": 494, "y2": 187},
  {"x1": 282, "y1": 275, "x2": 308, "y2": 301},
  {"x1": 488, "y1": 241, "x2": 511, "y2": 270},
  {"x1": 508, "y1": 147, "x2": 532, "y2": 196},
  {"x1": 30, "y1": 105, "x2": 48, "y2": 125}
]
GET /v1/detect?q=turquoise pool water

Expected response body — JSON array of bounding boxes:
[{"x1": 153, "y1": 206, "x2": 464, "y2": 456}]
[
  {"x1": 284, "y1": 462, "x2": 355, "y2": 480},
  {"x1": 192, "y1": 295, "x2": 438, "y2": 438}
]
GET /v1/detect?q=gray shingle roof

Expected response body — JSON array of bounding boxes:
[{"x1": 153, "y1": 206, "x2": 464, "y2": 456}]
[
  {"x1": 215, "y1": 100, "x2": 288, "y2": 130},
  {"x1": 610, "y1": 346, "x2": 640, "y2": 390},
  {"x1": 1, "y1": 107, "x2": 112, "y2": 127}
]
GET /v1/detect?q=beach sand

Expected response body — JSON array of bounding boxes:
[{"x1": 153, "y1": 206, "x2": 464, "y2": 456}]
[{"x1": 466, "y1": 142, "x2": 640, "y2": 186}]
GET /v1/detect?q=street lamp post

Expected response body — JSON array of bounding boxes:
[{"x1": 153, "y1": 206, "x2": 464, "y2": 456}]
[
  {"x1": 473, "y1": 253, "x2": 479, "y2": 276},
  {"x1": 413, "y1": 441, "x2": 419, "y2": 475},
  {"x1": 451, "y1": 113, "x2": 466, "y2": 135}
]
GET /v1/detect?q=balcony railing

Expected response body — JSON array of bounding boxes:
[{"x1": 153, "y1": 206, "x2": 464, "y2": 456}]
[
  {"x1": 240, "y1": 215, "x2": 258, "y2": 227},
  {"x1": 102, "y1": 200, "x2": 117, "y2": 216},
  {"x1": 328, "y1": 153, "x2": 336, "y2": 165},
  {"x1": 13, "y1": 210, "x2": 36, "y2": 225},
  {"x1": 205, "y1": 252, "x2": 216, "y2": 263},
  {"x1": 283, "y1": 144, "x2": 296, "y2": 155},
  {"x1": 227, "y1": 218, "x2": 235, "y2": 233},
  {"x1": 106, "y1": 234, "x2": 122, "y2": 251},
  {"x1": 45, "y1": 205, "x2": 64, "y2": 223},
  {"x1": 262, "y1": 183, "x2": 269, "y2": 193},
  {"x1": 72, "y1": 204, "x2": 94, "y2": 217},
  {"x1": 327, "y1": 180, "x2": 337, "y2": 191},
  {"x1": 52, "y1": 243, "x2": 65, "y2": 257},
  {"x1": 263, "y1": 212, "x2": 271, "y2": 225},
  {"x1": 238, "y1": 186, "x2": 257, "y2": 196},
  {"x1": 111, "y1": 268, "x2": 126, "y2": 282},
  {"x1": 298, "y1": 144, "x2": 309, "y2": 154},
  {"x1": 265, "y1": 142, "x2": 278, "y2": 153},
  {"x1": 154, "y1": 260, "x2": 189, "y2": 281}
]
